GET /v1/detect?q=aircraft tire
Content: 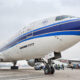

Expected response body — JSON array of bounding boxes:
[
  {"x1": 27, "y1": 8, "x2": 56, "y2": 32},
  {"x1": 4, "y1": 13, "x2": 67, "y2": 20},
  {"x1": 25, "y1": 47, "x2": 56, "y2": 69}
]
[
  {"x1": 11, "y1": 66, "x2": 18, "y2": 70},
  {"x1": 44, "y1": 64, "x2": 55, "y2": 75}
]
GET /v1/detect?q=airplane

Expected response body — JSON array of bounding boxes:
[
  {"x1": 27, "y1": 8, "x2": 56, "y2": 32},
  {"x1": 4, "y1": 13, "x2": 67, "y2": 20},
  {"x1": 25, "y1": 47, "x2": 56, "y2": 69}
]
[{"x1": 0, "y1": 15, "x2": 80, "y2": 75}]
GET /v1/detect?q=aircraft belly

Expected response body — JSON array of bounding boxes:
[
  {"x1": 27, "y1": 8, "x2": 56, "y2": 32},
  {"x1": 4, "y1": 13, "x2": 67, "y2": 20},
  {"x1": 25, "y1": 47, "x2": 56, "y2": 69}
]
[
  {"x1": 15, "y1": 35, "x2": 80, "y2": 60},
  {"x1": 2, "y1": 35, "x2": 80, "y2": 61}
]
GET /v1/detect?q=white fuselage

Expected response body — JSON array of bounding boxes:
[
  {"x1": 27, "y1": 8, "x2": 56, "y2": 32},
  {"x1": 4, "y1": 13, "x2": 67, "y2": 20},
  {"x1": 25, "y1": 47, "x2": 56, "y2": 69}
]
[{"x1": 0, "y1": 15, "x2": 80, "y2": 62}]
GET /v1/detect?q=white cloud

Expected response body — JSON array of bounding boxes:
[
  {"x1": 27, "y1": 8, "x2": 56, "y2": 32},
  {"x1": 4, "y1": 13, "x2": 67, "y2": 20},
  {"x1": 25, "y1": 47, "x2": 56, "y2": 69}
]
[{"x1": 0, "y1": 0, "x2": 23, "y2": 8}]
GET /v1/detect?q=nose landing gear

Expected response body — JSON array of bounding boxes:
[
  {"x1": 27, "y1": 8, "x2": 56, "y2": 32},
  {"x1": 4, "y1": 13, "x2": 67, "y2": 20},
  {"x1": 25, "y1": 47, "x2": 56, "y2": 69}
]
[
  {"x1": 44, "y1": 59, "x2": 55, "y2": 75},
  {"x1": 44, "y1": 63, "x2": 55, "y2": 74}
]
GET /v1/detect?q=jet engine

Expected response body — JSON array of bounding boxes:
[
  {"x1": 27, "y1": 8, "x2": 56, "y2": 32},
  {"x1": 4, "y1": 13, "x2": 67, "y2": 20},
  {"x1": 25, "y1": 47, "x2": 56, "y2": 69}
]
[
  {"x1": 28, "y1": 59, "x2": 35, "y2": 67},
  {"x1": 28, "y1": 58, "x2": 42, "y2": 67}
]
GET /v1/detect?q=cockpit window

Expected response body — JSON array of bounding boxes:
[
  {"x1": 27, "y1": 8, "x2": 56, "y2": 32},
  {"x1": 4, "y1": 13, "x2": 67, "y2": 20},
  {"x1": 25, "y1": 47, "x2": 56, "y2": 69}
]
[{"x1": 55, "y1": 15, "x2": 75, "y2": 21}]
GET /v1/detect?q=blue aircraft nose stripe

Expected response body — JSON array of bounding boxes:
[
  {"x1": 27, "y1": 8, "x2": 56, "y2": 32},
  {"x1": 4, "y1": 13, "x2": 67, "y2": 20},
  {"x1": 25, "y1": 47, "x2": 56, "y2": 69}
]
[{"x1": 16, "y1": 30, "x2": 80, "y2": 45}]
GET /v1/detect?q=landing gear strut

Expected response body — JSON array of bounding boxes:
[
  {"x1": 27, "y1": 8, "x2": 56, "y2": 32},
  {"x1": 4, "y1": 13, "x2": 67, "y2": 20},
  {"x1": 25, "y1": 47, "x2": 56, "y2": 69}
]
[
  {"x1": 43, "y1": 52, "x2": 61, "y2": 75},
  {"x1": 11, "y1": 62, "x2": 19, "y2": 70},
  {"x1": 44, "y1": 59, "x2": 55, "y2": 75}
]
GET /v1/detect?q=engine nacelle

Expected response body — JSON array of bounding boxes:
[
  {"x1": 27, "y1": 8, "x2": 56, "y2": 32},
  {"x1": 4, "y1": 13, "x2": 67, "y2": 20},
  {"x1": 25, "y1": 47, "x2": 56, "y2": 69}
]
[
  {"x1": 28, "y1": 58, "x2": 42, "y2": 67},
  {"x1": 28, "y1": 59, "x2": 35, "y2": 67}
]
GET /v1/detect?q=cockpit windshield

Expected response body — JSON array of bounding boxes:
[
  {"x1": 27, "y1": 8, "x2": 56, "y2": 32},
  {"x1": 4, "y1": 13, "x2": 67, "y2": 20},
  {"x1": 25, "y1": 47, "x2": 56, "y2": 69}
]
[{"x1": 55, "y1": 15, "x2": 75, "y2": 21}]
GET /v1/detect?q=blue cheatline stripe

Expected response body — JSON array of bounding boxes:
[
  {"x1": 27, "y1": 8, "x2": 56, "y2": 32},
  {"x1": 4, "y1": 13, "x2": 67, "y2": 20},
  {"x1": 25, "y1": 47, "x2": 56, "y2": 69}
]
[
  {"x1": 0, "y1": 30, "x2": 80, "y2": 52},
  {"x1": 0, "y1": 18, "x2": 80, "y2": 52},
  {"x1": 17, "y1": 30, "x2": 80, "y2": 45},
  {"x1": 33, "y1": 20, "x2": 80, "y2": 36}
]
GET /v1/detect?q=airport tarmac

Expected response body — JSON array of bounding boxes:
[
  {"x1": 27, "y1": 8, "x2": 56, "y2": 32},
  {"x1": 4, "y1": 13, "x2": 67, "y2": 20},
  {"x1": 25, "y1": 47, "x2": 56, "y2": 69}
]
[{"x1": 0, "y1": 68, "x2": 80, "y2": 80}]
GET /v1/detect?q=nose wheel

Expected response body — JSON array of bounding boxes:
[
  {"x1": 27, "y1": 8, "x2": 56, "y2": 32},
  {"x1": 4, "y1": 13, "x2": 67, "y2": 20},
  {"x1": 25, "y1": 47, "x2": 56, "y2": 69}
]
[
  {"x1": 43, "y1": 58, "x2": 55, "y2": 75},
  {"x1": 44, "y1": 63, "x2": 55, "y2": 74}
]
